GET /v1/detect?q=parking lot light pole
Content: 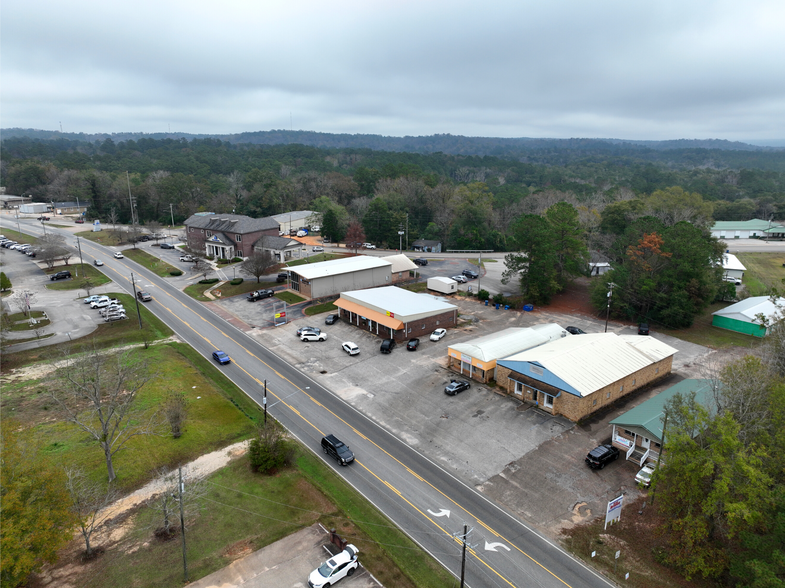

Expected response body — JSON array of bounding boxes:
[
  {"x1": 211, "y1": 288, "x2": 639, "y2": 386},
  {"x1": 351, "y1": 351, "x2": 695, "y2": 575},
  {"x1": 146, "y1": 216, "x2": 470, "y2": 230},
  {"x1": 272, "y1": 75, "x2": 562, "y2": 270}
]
[{"x1": 398, "y1": 230, "x2": 404, "y2": 252}]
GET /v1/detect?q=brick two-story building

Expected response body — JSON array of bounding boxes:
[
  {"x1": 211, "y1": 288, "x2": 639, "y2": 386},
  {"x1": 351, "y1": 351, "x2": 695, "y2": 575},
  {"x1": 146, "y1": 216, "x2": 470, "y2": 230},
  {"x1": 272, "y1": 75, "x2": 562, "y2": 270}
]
[{"x1": 183, "y1": 213, "x2": 279, "y2": 259}]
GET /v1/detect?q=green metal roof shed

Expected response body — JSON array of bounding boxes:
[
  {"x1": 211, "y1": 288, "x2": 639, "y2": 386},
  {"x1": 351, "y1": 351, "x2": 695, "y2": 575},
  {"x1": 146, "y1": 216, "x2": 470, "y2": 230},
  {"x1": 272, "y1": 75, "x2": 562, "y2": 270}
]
[{"x1": 610, "y1": 379, "x2": 715, "y2": 445}]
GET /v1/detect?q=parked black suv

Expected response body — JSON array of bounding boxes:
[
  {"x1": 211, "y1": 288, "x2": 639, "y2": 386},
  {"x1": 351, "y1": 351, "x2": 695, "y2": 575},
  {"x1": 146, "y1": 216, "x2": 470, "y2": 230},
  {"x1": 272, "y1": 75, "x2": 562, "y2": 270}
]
[
  {"x1": 413, "y1": 258, "x2": 428, "y2": 266},
  {"x1": 585, "y1": 444, "x2": 620, "y2": 469},
  {"x1": 50, "y1": 270, "x2": 72, "y2": 281},
  {"x1": 276, "y1": 272, "x2": 289, "y2": 283},
  {"x1": 380, "y1": 339, "x2": 396, "y2": 354},
  {"x1": 462, "y1": 269, "x2": 479, "y2": 279},
  {"x1": 321, "y1": 434, "x2": 354, "y2": 466},
  {"x1": 638, "y1": 323, "x2": 650, "y2": 335}
]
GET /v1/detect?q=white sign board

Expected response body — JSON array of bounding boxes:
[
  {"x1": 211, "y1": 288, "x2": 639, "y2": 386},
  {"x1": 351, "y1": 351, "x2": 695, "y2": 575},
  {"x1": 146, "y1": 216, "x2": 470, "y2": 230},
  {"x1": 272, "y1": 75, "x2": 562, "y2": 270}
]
[{"x1": 604, "y1": 494, "x2": 624, "y2": 529}]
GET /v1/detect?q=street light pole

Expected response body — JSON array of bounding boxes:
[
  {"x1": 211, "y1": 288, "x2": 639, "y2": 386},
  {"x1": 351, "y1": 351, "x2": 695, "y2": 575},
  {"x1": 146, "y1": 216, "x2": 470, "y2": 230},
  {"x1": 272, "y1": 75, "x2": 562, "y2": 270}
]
[
  {"x1": 76, "y1": 236, "x2": 85, "y2": 277},
  {"x1": 604, "y1": 282, "x2": 615, "y2": 333},
  {"x1": 169, "y1": 203, "x2": 175, "y2": 228},
  {"x1": 398, "y1": 230, "x2": 404, "y2": 252}
]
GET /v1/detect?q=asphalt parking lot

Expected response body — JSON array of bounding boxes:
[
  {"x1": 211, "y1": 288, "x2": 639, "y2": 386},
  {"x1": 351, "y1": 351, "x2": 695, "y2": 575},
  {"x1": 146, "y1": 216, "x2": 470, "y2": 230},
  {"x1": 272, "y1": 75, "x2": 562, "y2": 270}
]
[{"x1": 221, "y1": 291, "x2": 711, "y2": 536}]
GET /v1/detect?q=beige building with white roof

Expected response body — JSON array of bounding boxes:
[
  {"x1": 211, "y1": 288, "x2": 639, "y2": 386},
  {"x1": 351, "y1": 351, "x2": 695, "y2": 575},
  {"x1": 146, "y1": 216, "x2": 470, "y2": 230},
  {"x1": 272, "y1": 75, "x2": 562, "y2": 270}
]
[
  {"x1": 381, "y1": 254, "x2": 419, "y2": 283},
  {"x1": 447, "y1": 324, "x2": 568, "y2": 383},
  {"x1": 495, "y1": 333, "x2": 678, "y2": 421},
  {"x1": 286, "y1": 255, "x2": 392, "y2": 299},
  {"x1": 334, "y1": 286, "x2": 458, "y2": 341}
]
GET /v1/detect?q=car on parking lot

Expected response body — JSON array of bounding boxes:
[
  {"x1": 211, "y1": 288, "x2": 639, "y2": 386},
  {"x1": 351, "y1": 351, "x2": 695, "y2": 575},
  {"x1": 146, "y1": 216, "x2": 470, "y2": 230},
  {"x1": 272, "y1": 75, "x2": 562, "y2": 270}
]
[
  {"x1": 276, "y1": 272, "x2": 289, "y2": 283},
  {"x1": 91, "y1": 298, "x2": 119, "y2": 309},
  {"x1": 212, "y1": 350, "x2": 231, "y2": 364},
  {"x1": 179, "y1": 255, "x2": 194, "y2": 262},
  {"x1": 99, "y1": 305, "x2": 125, "y2": 316},
  {"x1": 380, "y1": 339, "x2": 396, "y2": 353},
  {"x1": 113, "y1": 252, "x2": 124, "y2": 259},
  {"x1": 50, "y1": 270, "x2": 72, "y2": 281},
  {"x1": 451, "y1": 275, "x2": 468, "y2": 283},
  {"x1": 159, "y1": 243, "x2": 175, "y2": 249},
  {"x1": 325, "y1": 314, "x2": 340, "y2": 325},
  {"x1": 430, "y1": 328, "x2": 447, "y2": 341},
  {"x1": 406, "y1": 338, "x2": 420, "y2": 351},
  {"x1": 566, "y1": 326, "x2": 585, "y2": 335},
  {"x1": 105, "y1": 314, "x2": 127, "y2": 322},
  {"x1": 301, "y1": 331, "x2": 328, "y2": 342},
  {"x1": 444, "y1": 379, "x2": 470, "y2": 396},
  {"x1": 136, "y1": 291, "x2": 152, "y2": 302},
  {"x1": 247, "y1": 289, "x2": 274, "y2": 302},
  {"x1": 635, "y1": 463, "x2": 656, "y2": 487},
  {"x1": 638, "y1": 323, "x2": 650, "y2": 335},
  {"x1": 585, "y1": 444, "x2": 620, "y2": 469},
  {"x1": 296, "y1": 326, "x2": 320, "y2": 337},
  {"x1": 321, "y1": 434, "x2": 355, "y2": 466},
  {"x1": 312, "y1": 246, "x2": 324, "y2": 252},
  {"x1": 723, "y1": 276, "x2": 742, "y2": 285},
  {"x1": 413, "y1": 258, "x2": 428, "y2": 266},
  {"x1": 83, "y1": 295, "x2": 102, "y2": 304},
  {"x1": 462, "y1": 269, "x2": 479, "y2": 279},
  {"x1": 342, "y1": 342, "x2": 360, "y2": 355},
  {"x1": 307, "y1": 544, "x2": 359, "y2": 588}
]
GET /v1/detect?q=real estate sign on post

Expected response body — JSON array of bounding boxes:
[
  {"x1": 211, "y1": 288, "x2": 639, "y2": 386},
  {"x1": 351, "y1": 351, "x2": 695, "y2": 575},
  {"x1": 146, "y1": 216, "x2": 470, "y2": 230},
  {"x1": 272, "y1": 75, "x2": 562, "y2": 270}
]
[{"x1": 604, "y1": 495, "x2": 624, "y2": 529}]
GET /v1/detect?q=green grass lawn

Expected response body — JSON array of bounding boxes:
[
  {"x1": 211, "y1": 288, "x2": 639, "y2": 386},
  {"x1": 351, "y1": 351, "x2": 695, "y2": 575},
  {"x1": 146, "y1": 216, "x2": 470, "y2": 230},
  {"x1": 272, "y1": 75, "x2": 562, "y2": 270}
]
[
  {"x1": 304, "y1": 300, "x2": 337, "y2": 316},
  {"x1": 5, "y1": 310, "x2": 51, "y2": 331},
  {"x1": 76, "y1": 229, "x2": 124, "y2": 246},
  {"x1": 275, "y1": 291, "x2": 306, "y2": 304},
  {"x1": 123, "y1": 248, "x2": 181, "y2": 277},
  {"x1": 736, "y1": 252, "x2": 785, "y2": 296},
  {"x1": 0, "y1": 292, "x2": 173, "y2": 372},
  {"x1": 183, "y1": 281, "x2": 217, "y2": 301},
  {"x1": 6, "y1": 343, "x2": 258, "y2": 493},
  {"x1": 45, "y1": 263, "x2": 112, "y2": 291},
  {"x1": 661, "y1": 301, "x2": 764, "y2": 349}
]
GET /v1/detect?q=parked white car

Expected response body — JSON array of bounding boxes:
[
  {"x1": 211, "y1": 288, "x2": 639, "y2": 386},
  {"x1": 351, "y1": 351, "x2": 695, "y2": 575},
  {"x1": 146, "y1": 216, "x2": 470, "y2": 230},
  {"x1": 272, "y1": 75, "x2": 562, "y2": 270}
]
[
  {"x1": 430, "y1": 328, "x2": 447, "y2": 341},
  {"x1": 342, "y1": 342, "x2": 360, "y2": 356},
  {"x1": 301, "y1": 332, "x2": 327, "y2": 342},
  {"x1": 308, "y1": 545, "x2": 359, "y2": 588},
  {"x1": 362, "y1": 243, "x2": 376, "y2": 249}
]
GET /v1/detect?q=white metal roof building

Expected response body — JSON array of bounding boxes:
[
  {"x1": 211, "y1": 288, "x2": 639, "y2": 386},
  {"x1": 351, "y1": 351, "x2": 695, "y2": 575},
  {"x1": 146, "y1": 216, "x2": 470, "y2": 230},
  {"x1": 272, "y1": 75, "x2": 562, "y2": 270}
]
[
  {"x1": 334, "y1": 286, "x2": 458, "y2": 341},
  {"x1": 273, "y1": 210, "x2": 317, "y2": 234},
  {"x1": 721, "y1": 253, "x2": 747, "y2": 279},
  {"x1": 286, "y1": 256, "x2": 392, "y2": 299},
  {"x1": 381, "y1": 254, "x2": 418, "y2": 282},
  {"x1": 712, "y1": 296, "x2": 785, "y2": 337},
  {"x1": 447, "y1": 324, "x2": 568, "y2": 382},
  {"x1": 495, "y1": 333, "x2": 678, "y2": 421}
]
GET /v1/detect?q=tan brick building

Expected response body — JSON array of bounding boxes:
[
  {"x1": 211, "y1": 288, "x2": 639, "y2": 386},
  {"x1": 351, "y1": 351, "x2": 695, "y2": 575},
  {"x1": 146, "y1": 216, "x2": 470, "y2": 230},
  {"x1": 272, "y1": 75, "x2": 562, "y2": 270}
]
[{"x1": 495, "y1": 334, "x2": 677, "y2": 422}]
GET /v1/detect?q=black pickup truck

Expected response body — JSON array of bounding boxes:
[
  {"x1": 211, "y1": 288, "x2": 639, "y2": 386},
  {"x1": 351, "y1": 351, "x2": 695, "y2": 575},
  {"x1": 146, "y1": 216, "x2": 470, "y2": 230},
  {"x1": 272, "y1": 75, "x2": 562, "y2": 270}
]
[{"x1": 247, "y1": 289, "x2": 274, "y2": 302}]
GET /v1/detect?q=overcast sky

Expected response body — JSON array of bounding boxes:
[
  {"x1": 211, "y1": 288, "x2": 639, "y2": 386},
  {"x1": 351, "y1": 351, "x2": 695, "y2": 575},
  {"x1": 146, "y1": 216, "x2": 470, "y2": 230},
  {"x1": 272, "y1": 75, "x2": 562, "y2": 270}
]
[{"x1": 2, "y1": 0, "x2": 784, "y2": 143}]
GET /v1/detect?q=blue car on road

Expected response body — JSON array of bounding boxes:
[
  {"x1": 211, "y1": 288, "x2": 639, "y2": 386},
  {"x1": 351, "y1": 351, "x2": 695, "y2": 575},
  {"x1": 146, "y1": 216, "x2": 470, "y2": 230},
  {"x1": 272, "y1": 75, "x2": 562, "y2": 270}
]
[{"x1": 212, "y1": 350, "x2": 231, "y2": 365}]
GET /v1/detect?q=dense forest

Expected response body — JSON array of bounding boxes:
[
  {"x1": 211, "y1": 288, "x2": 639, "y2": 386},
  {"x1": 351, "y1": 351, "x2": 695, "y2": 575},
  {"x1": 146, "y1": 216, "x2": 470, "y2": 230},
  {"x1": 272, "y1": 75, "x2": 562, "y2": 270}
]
[{"x1": 1, "y1": 131, "x2": 783, "y2": 327}]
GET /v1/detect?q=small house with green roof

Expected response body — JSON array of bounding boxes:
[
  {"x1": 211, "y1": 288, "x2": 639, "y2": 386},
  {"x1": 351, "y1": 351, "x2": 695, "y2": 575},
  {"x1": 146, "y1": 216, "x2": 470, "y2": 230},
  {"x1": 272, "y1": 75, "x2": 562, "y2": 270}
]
[{"x1": 609, "y1": 379, "x2": 715, "y2": 466}]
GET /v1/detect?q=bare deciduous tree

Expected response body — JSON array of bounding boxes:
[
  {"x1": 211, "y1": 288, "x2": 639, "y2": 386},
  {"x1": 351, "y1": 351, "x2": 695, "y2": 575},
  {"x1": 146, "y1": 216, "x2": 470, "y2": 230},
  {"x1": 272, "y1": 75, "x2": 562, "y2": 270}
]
[
  {"x1": 163, "y1": 391, "x2": 189, "y2": 438},
  {"x1": 146, "y1": 466, "x2": 207, "y2": 538},
  {"x1": 48, "y1": 346, "x2": 162, "y2": 482},
  {"x1": 37, "y1": 234, "x2": 70, "y2": 269},
  {"x1": 106, "y1": 208, "x2": 120, "y2": 233},
  {"x1": 240, "y1": 249, "x2": 276, "y2": 283},
  {"x1": 65, "y1": 468, "x2": 119, "y2": 557},
  {"x1": 192, "y1": 259, "x2": 213, "y2": 281},
  {"x1": 9, "y1": 289, "x2": 37, "y2": 318}
]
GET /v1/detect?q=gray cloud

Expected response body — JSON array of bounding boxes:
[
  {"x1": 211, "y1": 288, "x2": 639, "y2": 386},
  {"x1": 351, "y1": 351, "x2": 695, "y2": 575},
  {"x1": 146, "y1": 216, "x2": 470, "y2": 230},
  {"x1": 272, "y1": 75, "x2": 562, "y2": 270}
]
[{"x1": 2, "y1": 0, "x2": 783, "y2": 142}]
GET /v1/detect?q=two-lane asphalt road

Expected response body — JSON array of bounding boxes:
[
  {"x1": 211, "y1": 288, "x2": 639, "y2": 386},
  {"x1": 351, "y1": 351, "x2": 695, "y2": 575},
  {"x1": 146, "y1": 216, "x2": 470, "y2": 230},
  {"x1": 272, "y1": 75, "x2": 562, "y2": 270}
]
[{"x1": 4, "y1": 219, "x2": 615, "y2": 588}]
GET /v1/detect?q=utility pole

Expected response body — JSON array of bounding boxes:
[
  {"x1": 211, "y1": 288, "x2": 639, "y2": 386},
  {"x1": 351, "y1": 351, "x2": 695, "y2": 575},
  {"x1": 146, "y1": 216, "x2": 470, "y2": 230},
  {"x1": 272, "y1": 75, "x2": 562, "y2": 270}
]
[
  {"x1": 263, "y1": 380, "x2": 268, "y2": 425},
  {"x1": 651, "y1": 410, "x2": 668, "y2": 506},
  {"x1": 131, "y1": 272, "x2": 143, "y2": 329},
  {"x1": 178, "y1": 466, "x2": 188, "y2": 583},
  {"x1": 459, "y1": 523, "x2": 468, "y2": 588},
  {"x1": 398, "y1": 229, "x2": 404, "y2": 252},
  {"x1": 169, "y1": 203, "x2": 175, "y2": 229},
  {"x1": 604, "y1": 282, "x2": 616, "y2": 333},
  {"x1": 76, "y1": 236, "x2": 85, "y2": 278},
  {"x1": 126, "y1": 171, "x2": 136, "y2": 226}
]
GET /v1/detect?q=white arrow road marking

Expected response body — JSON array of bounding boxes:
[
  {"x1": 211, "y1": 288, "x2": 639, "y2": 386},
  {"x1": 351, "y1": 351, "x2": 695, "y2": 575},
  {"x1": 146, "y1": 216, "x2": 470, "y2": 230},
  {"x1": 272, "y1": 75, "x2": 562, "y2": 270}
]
[
  {"x1": 427, "y1": 509, "x2": 451, "y2": 518},
  {"x1": 485, "y1": 541, "x2": 511, "y2": 552}
]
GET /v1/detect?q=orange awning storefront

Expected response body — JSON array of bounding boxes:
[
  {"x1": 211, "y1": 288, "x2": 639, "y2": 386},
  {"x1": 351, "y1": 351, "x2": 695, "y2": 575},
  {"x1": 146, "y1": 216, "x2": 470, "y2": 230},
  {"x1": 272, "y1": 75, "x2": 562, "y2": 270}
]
[{"x1": 334, "y1": 298, "x2": 405, "y2": 330}]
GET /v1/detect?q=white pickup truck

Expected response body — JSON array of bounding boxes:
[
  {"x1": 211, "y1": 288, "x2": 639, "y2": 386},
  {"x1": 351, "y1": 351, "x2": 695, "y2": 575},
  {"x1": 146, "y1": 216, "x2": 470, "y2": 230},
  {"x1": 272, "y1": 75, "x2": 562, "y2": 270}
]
[{"x1": 90, "y1": 297, "x2": 119, "y2": 309}]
